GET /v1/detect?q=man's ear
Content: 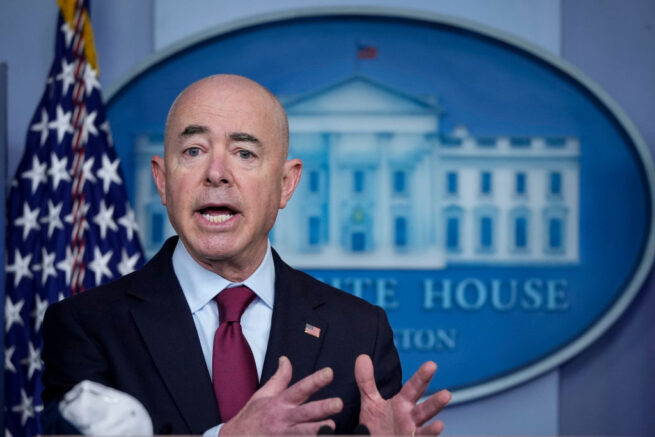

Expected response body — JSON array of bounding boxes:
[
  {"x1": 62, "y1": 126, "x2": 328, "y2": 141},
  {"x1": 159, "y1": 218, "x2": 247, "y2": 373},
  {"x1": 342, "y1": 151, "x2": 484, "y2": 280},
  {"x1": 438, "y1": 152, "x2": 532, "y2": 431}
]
[
  {"x1": 151, "y1": 155, "x2": 167, "y2": 206},
  {"x1": 279, "y1": 158, "x2": 303, "y2": 209}
]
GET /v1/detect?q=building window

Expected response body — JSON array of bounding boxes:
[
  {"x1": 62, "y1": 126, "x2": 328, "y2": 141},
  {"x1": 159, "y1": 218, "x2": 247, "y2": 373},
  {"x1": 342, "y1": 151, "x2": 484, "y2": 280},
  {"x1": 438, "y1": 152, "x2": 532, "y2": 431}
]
[
  {"x1": 549, "y1": 218, "x2": 562, "y2": 249},
  {"x1": 509, "y1": 207, "x2": 531, "y2": 253},
  {"x1": 394, "y1": 217, "x2": 407, "y2": 247},
  {"x1": 515, "y1": 217, "x2": 527, "y2": 248},
  {"x1": 354, "y1": 170, "x2": 365, "y2": 193},
  {"x1": 543, "y1": 206, "x2": 567, "y2": 255},
  {"x1": 481, "y1": 171, "x2": 492, "y2": 195},
  {"x1": 516, "y1": 172, "x2": 526, "y2": 196},
  {"x1": 352, "y1": 232, "x2": 366, "y2": 252},
  {"x1": 447, "y1": 217, "x2": 459, "y2": 250},
  {"x1": 444, "y1": 206, "x2": 463, "y2": 253},
  {"x1": 549, "y1": 172, "x2": 562, "y2": 196},
  {"x1": 480, "y1": 216, "x2": 493, "y2": 248},
  {"x1": 446, "y1": 172, "x2": 458, "y2": 195},
  {"x1": 309, "y1": 171, "x2": 319, "y2": 193},
  {"x1": 475, "y1": 206, "x2": 498, "y2": 253},
  {"x1": 393, "y1": 171, "x2": 406, "y2": 194},
  {"x1": 309, "y1": 216, "x2": 320, "y2": 246}
]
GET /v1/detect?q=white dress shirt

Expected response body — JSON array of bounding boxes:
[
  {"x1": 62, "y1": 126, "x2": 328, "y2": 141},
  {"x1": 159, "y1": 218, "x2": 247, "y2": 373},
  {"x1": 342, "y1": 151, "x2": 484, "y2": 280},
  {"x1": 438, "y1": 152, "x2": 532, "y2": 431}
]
[{"x1": 171, "y1": 239, "x2": 275, "y2": 435}]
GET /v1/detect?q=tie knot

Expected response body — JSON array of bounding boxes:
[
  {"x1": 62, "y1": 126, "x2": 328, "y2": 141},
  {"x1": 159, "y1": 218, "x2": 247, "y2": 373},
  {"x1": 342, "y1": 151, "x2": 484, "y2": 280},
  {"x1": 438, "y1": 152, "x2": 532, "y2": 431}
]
[{"x1": 215, "y1": 286, "x2": 256, "y2": 323}]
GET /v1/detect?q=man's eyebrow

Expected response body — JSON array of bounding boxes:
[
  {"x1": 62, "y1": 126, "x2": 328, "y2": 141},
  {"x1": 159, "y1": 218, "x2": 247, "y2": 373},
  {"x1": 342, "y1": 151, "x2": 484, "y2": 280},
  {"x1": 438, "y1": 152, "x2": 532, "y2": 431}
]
[
  {"x1": 230, "y1": 132, "x2": 261, "y2": 146},
  {"x1": 179, "y1": 124, "x2": 209, "y2": 137}
]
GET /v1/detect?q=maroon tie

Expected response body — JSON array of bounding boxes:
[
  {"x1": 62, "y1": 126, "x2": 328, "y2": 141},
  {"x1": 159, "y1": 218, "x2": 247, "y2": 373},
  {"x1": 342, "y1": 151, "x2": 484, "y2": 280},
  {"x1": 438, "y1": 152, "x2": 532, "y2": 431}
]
[{"x1": 212, "y1": 286, "x2": 258, "y2": 421}]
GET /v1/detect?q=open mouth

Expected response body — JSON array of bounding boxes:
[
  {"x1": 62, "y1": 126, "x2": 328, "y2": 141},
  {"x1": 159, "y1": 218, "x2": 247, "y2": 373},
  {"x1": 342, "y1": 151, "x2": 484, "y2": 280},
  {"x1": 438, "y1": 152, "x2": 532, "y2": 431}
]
[{"x1": 199, "y1": 206, "x2": 237, "y2": 224}]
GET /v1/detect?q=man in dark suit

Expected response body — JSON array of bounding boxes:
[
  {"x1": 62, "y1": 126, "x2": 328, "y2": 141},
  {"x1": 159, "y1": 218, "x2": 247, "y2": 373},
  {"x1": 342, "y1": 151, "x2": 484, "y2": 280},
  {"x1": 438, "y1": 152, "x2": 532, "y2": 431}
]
[{"x1": 41, "y1": 74, "x2": 450, "y2": 435}]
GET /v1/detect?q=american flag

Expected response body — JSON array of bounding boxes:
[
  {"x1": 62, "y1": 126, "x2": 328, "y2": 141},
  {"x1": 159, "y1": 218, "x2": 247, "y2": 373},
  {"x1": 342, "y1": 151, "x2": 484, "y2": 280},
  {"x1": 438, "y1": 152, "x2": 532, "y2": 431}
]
[
  {"x1": 356, "y1": 44, "x2": 378, "y2": 60},
  {"x1": 304, "y1": 323, "x2": 321, "y2": 338},
  {"x1": 4, "y1": 1, "x2": 144, "y2": 436}
]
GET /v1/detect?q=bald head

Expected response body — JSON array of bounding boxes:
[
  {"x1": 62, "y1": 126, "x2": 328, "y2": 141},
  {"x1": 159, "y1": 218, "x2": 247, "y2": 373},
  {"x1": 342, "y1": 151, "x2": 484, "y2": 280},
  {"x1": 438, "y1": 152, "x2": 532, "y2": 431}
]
[
  {"x1": 164, "y1": 74, "x2": 289, "y2": 158},
  {"x1": 150, "y1": 74, "x2": 303, "y2": 280}
]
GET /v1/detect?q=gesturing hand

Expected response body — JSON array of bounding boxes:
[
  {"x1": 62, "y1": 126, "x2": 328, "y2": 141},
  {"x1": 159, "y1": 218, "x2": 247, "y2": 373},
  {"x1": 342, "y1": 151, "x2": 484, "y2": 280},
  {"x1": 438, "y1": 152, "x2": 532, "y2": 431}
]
[
  {"x1": 355, "y1": 354, "x2": 451, "y2": 436},
  {"x1": 220, "y1": 356, "x2": 343, "y2": 436}
]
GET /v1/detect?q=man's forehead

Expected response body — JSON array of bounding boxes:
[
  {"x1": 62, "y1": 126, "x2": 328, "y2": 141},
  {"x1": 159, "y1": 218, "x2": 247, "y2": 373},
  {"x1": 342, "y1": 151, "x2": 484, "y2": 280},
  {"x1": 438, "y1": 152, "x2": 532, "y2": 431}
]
[{"x1": 164, "y1": 75, "x2": 289, "y2": 153}]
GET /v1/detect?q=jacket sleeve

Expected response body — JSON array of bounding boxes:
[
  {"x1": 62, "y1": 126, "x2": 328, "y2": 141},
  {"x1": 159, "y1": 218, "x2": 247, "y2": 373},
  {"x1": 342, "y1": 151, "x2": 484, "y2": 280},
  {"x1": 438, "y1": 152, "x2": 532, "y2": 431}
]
[
  {"x1": 40, "y1": 299, "x2": 112, "y2": 406},
  {"x1": 372, "y1": 305, "x2": 403, "y2": 400}
]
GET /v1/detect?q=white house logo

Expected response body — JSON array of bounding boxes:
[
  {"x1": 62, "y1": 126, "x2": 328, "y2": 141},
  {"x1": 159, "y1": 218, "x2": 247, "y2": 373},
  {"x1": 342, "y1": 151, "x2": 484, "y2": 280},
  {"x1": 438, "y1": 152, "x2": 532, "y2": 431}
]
[
  {"x1": 106, "y1": 10, "x2": 654, "y2": 402},
  {"x1": 273, "y1": 76, "x2": 579, "y2": 269}
]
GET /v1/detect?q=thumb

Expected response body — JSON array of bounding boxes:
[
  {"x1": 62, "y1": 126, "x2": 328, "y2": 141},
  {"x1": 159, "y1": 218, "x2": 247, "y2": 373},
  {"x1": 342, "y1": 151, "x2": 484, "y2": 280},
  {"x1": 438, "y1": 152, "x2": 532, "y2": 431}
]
[
  {"x1": 256, "y1": 355, "x2": 292, "y2": 397},
  {"x1": 355, "y1": 354, "x2": 382, "y2": 402}
]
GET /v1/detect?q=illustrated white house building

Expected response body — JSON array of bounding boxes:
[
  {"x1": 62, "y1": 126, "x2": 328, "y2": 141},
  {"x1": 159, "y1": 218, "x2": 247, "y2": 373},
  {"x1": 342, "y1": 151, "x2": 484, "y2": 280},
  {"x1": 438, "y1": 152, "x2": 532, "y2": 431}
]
[{"x1": 133, "y1": 76, "x2": 580, "y2": 267}]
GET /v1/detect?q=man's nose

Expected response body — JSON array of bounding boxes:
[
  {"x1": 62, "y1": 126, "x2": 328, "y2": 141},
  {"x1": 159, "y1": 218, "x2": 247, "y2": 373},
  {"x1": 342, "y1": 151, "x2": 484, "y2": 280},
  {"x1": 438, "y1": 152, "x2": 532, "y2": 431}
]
[{"x1": 204, "y1": 150, "x2": 232, "y2": 186}]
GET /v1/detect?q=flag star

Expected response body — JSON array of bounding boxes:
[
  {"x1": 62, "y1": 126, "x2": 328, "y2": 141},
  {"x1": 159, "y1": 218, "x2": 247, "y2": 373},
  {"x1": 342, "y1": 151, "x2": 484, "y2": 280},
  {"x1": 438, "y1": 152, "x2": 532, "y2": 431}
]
[
  {"x1": 118, "y1": 206, "x2": 139, "y2": 241},
  {"x1": 31, "y1": 294, "x2": 49, "y2": 332},
  {"x1": 97, "y1": 154, "x2": 122, "y2": 193},
  {"x1": 56, "y1": 58, "x2": 76, "y2": 96},
  {"x1": 48, "y1": 105, "x2": 73, "y2": 144},
  {"x1": 60, "y1": 21, "x2": 74, "y2": 47},
  {"x1": 93, "y1": 200, "x2": 118, "y2": 239},
  {"x1": 5, "y1": 345, "x2": 16, "y2": 373},
  {"x1": 81, "y1": 156, "x2": 96, "y2": 185},
  {"x1": 100, "y1": 120, "x2": 114, "y2": 147},
  {"x1": 84, "y1": 63, "x2": 101, "y2": 96},
  {"x1": 33, "y1": 247, "x2": 57, "y2": 286},
  {"x1": 21, "y1": 156, "x2": 47, "y2": 194},
  {"x1": 5, "y1": 297, "x2": 25, "y2": 332},
  {"x1": 56, "y1": 246, "x2": 75, "y2": 286},
  {"x1": 40, "y1": 199, "x2": 64, "y2": 238},
  {"x1": 20, "y1": 342, "x2": 43, "y2": 380},
  {"x1": 81, "y1": 110, "x2": 98, "y2": 144},
  {"x1": 6, "y1": 250, "x2": 34, "y2": 288},
  {"x1": 11, "y1": 389, "x2": 35, "y2": 426},
  {"x1": 14, "y1": 203, "x2": 41, "y2": 240},
  {"x1": 58, "y1": 292, "x2": 66, "y2": 302},
  {"x1": 30, "y1": 108, "x2": 50, "y2": 146},
  {"x1": 47, "y1": 152, "x2": 71, "y2": 189},
  {"x1": 89, "y1": 247, "x2": 113, "y2": 286},
  {"x1": 117, "y1": 249, "x2": 140, "y2": 276}
]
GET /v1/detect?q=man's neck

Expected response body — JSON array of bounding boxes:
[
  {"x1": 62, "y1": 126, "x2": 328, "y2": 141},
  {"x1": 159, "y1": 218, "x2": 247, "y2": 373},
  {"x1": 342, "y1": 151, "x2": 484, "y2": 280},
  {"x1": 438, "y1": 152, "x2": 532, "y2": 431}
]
[{"x1": 181, "y1": 239, "x2": 268, "y2": 283}]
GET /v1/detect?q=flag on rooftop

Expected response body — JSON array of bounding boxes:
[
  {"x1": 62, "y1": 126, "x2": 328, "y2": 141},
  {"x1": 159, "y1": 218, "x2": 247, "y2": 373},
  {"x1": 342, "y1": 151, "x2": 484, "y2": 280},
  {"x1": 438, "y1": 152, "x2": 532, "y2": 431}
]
[
  {"x1": 4, "y1": 1, "x2": 144, "y2": 435},
  {"x1": 357, "y1": 44, "x2": 378, "y2": 60}
]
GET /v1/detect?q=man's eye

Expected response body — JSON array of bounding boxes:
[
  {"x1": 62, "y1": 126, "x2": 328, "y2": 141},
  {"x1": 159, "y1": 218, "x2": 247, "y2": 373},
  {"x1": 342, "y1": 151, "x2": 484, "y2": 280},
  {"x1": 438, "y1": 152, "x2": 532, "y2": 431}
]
[
  {"x1": 238, "y1": 150, "x2": 253, "y2": 159},
  {"x1": 186, "y1": 147, "x2": 200, "y2": 157}
]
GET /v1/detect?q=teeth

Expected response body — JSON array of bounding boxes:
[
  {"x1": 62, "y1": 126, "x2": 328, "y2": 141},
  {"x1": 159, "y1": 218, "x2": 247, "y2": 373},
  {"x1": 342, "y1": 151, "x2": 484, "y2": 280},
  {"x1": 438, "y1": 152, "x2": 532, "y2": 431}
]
[{"x1": 202, "y1": 213, "x2": 234, "y2": 224}]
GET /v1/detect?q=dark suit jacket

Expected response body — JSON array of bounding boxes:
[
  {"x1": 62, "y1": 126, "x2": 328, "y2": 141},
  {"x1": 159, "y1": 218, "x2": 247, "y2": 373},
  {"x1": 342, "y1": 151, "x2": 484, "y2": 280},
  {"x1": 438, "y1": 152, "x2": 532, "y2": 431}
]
[{"x1": 41, "y1": 237, "x2": 402, "y2": 434}]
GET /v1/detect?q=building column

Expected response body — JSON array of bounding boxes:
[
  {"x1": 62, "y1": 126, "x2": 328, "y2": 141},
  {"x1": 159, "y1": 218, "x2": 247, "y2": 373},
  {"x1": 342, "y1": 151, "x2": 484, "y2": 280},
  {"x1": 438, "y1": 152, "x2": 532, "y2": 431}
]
[
  {"x1": 327, "y1": 133, "x2": 340, "y2": 253},
  {"x1": 376, "y1": 133, "x2": 393, "y2": 253}
]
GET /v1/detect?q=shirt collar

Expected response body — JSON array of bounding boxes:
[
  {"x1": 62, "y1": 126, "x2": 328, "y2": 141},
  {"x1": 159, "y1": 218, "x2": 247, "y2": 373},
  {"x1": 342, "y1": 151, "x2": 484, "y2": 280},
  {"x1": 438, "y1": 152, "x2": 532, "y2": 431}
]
[{"x1": 172, "y1": 239, "x2": 275, "y2": 314}]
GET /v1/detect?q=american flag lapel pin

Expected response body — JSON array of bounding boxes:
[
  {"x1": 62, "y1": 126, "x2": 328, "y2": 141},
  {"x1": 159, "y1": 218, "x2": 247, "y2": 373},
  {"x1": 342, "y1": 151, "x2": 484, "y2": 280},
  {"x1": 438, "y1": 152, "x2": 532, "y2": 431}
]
[{"x1": 304, "y1": 323, "x2": 321, "y2": 338}]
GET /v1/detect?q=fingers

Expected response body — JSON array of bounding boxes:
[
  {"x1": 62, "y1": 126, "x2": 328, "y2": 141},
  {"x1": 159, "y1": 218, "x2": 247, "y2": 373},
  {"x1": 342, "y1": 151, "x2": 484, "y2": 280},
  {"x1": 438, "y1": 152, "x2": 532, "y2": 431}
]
[
  {"x1": 256, "y1": 356, "x2": 293, "y2": 398},
  {"x1": 283, "y1": 366, "x2": 334, "y2": 404},
  {"x1": 288, "y1": 419, "x2": 337, "y2": 436},
  {"x1": 355, "y1": 354, "x2": 382, "y2": 402},
  {"x1": 411, "y1": 390, "x2": 451, "y2": 427},
  {"x1": 417, "y1": 419, "x2": 445, "y2": 436},
  {"x1": 399, "y1": 361, "x2": 437, "y2": 403},
  {"x1": 288, "y1": 397, "x2": 343, "y2": 423}
]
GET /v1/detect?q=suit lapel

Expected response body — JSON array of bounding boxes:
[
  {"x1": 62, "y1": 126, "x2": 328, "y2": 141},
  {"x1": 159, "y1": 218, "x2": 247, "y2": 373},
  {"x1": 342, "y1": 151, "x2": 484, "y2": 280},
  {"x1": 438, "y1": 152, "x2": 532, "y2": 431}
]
[
  {"x1": 261, "y1": 251, "x2": 328, "y2": 385},
  {"x1": 128, "y1": 239, "x2": 220, "y2": 433}
]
